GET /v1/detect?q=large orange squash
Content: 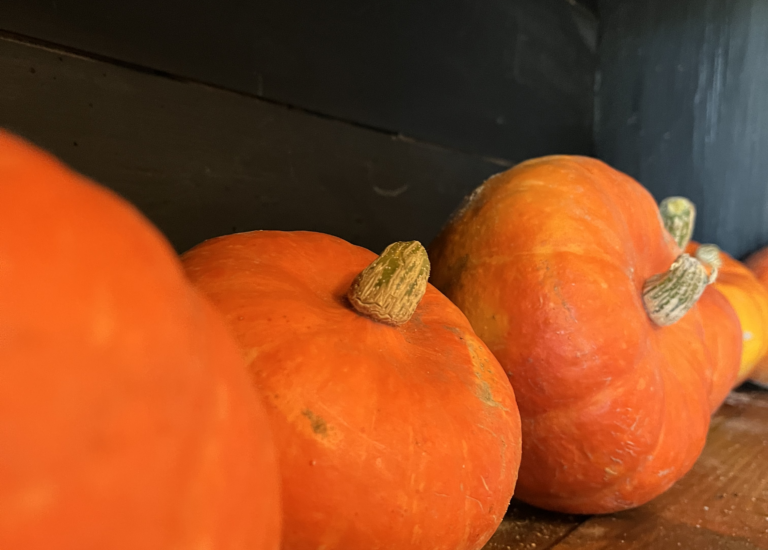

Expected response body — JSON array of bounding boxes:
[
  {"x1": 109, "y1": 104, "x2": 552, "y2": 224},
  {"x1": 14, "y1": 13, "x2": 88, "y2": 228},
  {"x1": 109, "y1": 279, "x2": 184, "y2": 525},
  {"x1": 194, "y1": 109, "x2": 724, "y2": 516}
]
[
  {"x1": 182, "y1": 232, "x2": 522, "y2": 550},
  {"x1": 0, "y1": 131, "x2": 280, "y2": 549},
  {"x1": 744, "y1": 248, "x2": 768, "y2": 387},
  {"x1": 428, "y1": 156, "x2": 741, "y2": 514}
]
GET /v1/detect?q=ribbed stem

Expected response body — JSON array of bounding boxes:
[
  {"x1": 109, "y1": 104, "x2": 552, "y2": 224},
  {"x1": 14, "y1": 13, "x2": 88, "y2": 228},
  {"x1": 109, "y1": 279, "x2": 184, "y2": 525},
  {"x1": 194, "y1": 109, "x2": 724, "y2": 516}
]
[
  {"x1": 347, "y1": 241, "x2": 430, "y2": 326},
  {"x1": 643, "y1": 254, "x2": 712, "y2": 326},
  {"x1": 659, "y1": 197, "x2": 696, "y2": 250},
  {"x1": 694, "y1": 244, "x2": 721, "y2": 284}
]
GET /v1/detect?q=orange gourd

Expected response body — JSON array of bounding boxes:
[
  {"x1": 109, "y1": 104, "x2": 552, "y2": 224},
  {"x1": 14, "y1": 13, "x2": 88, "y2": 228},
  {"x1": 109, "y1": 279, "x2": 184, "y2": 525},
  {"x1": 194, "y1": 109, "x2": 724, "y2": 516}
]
[
  {"x1": 656, "y1": 199, "x2": 752, "y2": 401},
  {"x1": 0, "y1": 131, "x2": 280, "y2": 550},
  {"x1": 744, "y1": 248, "x2": 768, "y2": 387},
  {"x1": 182, "y1": 232, "x2": 522, "y2": 550},
  {"x1": 685, "y1": 242, "x2": 768, "y2": 385},
  {"x1": 428, "y1": 156, "x2": 741, "y2": 514},
  {"x1": 692, "y1": 285, "x2": 743, "y2": 410}
]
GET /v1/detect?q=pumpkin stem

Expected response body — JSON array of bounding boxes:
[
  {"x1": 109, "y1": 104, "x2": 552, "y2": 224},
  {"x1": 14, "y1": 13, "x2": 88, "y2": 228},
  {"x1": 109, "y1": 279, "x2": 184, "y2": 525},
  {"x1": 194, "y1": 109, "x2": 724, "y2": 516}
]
[
  {"x1": 643, "y1": 254, "x2": 715, "y2": 326},
  {"x1": 347, "y1": 241, "x2": 430, "y2": 326},
  {"x1": 694, "y1": 244, "x2": 721, "y2": 284},
  {"x1": 659, "y1": 196, "x2": 696, "y2": 250}
]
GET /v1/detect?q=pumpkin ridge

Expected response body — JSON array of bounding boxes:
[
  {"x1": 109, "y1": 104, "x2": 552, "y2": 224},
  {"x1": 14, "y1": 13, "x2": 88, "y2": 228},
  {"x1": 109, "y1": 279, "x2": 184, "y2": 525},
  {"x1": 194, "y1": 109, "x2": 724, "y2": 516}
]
[
  {"x1": 453, "y1": 158, "x2": 637, "y2": 256},
  {"x1": 519, "y1": 159, "x2": 648, "y2": 270},
  {"x1": 572, "y1": 157, "x2": 680, "y2": 280},
  {"x1": 517, "y1": 331, "x2": 659, "y2": 421},
  {"x1": 518, "y1": 335, "x2": 710, "y2": 512}
]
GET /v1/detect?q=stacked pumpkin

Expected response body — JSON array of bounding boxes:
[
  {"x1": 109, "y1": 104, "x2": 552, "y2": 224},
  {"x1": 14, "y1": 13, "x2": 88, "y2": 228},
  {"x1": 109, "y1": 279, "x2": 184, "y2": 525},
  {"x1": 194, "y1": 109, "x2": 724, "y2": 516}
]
[{"x1": 4, "y1": 132, "x2": 765, "y2": 550}]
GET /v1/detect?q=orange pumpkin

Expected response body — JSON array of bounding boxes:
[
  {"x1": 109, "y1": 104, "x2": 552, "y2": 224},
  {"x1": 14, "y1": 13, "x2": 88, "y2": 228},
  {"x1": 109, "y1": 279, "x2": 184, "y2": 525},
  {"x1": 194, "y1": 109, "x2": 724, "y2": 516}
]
[
  {"x1": 744, "y1": 248, "x2": 768, "y2": 387},
  {"x1": 685, "y1": 242, "x2": 768, "y2": 385},
  {"x1": 0, "y1": 131, "x2": 280, "y2": 550},
  {"x1": 694, "y1": 285, "x2": 744, "y2": 409},
  {"x1": 656, "y1": 199, "x2": 750, "y2": 402},
  {"x1": 428, "y1": 156, "x2": 741, "y2": 514},
  {"x1": 182, "y1": 232, "x2": 522, "y2": 550}
]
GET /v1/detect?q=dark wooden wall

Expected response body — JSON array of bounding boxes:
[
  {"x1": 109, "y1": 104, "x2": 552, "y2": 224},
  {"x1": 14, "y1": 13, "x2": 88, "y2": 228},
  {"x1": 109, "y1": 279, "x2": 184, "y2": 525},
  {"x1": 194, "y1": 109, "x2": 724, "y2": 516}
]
[
  {"x1": 0, "y1": 36, "x2": 508, "y2": 254},
  {"x1": 6, "y1": 0, "x2": 768, "y2": 259},
  {"x1": 0, "y1": 1, "x2": 597, "y2": 253},
  {"x1": 596, "y1": 0, "x2": 768, "y2": 259},
  {"x1": 0, "y1": 0, "x2": 596, "y2": 161}
]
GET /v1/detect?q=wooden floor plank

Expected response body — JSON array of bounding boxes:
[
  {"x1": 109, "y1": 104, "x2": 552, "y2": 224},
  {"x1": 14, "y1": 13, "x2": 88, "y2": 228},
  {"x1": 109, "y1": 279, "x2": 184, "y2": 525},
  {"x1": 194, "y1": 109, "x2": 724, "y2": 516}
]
[{"x1": 482, "y1": 500, "x2": 584, "y2": 550}]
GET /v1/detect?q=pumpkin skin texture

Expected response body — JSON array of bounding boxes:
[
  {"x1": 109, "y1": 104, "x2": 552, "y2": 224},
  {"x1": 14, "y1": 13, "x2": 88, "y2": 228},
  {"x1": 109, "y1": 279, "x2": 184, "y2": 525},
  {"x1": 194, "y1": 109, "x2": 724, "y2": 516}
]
[
  {"x1": 744, "y1": 248, "x2": 768, "y2": 387},
  {"x1": 694, "y1": 285, "x2": 743, "y2": 410},
  {"x1": 0, "y1": 131, "x2": 280, "y2": 550},
  {"x1": 181, "y1": 230, "x2": 522, "y2": 550},
  {"x1": 428, "y1": 156, "x2": 741, "y2": 514},
  {"x1": 687, "y1": 242, "x2": 768, "y2": 385}
]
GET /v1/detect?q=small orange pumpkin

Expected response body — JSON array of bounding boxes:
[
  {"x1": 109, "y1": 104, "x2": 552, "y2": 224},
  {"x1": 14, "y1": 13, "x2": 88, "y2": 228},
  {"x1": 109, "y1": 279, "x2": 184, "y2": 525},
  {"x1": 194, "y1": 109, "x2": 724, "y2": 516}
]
[
  {"x1": 685, "y1": 242, "x2": 768, "y2": 385},
  {"x1": 0, "y1": 131, "x2": 280, "y2": 550},
  {"x1": 658, "y1": 198, "x2": 768, "y2": 390},
  {"x1": 428, "y1": 156, "x2": 741, "y2": 514},
  {"x1": 694, "y1": 284, "x2": 744, "y2": 409},
  {"x1": 182, "y1": 231, "x2": 522, "y2": 550},
  {"x1": 743, "y1": 248, "x2": 768, "y2": 387}
]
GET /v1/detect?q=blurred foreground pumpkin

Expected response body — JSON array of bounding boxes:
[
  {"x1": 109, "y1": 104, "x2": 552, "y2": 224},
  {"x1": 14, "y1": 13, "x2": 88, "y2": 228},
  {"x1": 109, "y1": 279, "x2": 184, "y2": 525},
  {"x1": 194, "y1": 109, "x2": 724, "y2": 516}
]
[{"x1": 0, "y1": 131, "x2": 280, "y2": 550}]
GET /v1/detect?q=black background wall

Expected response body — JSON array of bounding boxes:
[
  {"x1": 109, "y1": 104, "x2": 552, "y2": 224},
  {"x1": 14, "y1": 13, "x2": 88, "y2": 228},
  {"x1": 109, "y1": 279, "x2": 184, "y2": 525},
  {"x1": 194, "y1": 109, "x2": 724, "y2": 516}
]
[
  {"x1": 597, "y1": 0, "x2": 768, "y2": 259},
  {"x1": 0, "y1": 0, "x2": 596, "y2": 253},
  {"x1": 3, "y1": 0, "x2": 767, "y2": 258}
]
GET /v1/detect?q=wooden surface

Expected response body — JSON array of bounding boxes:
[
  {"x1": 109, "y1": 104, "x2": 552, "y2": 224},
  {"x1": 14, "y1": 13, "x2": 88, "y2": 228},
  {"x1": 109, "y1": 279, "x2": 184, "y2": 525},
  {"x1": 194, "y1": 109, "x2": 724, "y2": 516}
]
[
  {"x1": 0, "y1": 0, "x2": 596, "y2": 161},
  {"x1": 484, "y1": 387, "x2": 768, "y2": 549},
  {"x1": 0, "y1": 35, "x2": 508, "y2": 254}
]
